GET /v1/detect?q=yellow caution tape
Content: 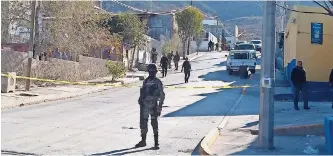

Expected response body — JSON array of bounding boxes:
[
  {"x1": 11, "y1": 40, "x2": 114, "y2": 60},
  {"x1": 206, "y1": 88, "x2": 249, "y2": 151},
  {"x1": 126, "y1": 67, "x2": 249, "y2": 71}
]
[{"x1": 1, "y1": 73, "x2": 255, "y2": 89}]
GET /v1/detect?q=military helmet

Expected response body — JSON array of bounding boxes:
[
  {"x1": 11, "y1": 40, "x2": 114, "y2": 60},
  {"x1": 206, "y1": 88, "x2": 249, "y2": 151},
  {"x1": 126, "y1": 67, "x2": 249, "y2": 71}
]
[{"x1": 147, "y1": 64, "x2": 157, "y2": 72}]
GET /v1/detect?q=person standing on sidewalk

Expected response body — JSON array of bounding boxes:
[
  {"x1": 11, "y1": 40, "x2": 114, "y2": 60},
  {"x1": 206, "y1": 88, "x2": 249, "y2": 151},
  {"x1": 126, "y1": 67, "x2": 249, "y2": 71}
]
[
  {"x1": 160, "y1": 54, "x2": 168, "y2": 78},
  {"x1": 173, "y1": 51, "x2": 180, "y2": 70},
  {"x1": 181, "y1": 57, "x2": 191, "y2": 83},
  {"x1": 329, "y1": 68, "x2": 333, "y2": 109},
  {"x1": 291, "y1": 60, "x2": 310, "y2": 110},
  {"x1": 136, "y1": 64, "x2": 165, "y2": 149}
]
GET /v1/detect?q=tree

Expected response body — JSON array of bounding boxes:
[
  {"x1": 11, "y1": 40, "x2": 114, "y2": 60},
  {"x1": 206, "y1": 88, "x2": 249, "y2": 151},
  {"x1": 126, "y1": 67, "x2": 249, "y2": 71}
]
[
  {"x1": 176, "y1": 7, "x2": 204, "y2": 58},
  {"x1": 116, "y1": 12, "x2": 147, "y2": 70},
  {"x1": 40, "y1": 1, "x2": 122, "y2": 61},
  {"x1": 1, "y1": 1, "x2": 31, "y2": 43},
  {"x1": 313, "y1": 0, "x2": 333, "y2": 16},
  {"x1": 162, "y1": 40, "x2": 172, "y2": 55},
  {"x1": 106, "y1": 61, "x2": 126, "y2": 82}
]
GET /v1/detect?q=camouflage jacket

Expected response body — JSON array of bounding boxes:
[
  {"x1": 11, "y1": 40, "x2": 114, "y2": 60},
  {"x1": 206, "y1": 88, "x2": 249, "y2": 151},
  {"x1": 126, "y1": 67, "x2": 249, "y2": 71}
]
[{"x1": 139, "y1": 77, "x2": 165, "y2": 108}]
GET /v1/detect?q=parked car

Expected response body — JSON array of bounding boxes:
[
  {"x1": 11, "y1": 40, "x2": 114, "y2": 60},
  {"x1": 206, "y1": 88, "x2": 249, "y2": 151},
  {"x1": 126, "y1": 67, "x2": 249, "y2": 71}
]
[
  {"x1": 226, "y1": 50, "x2": 257, "y2": 75},
  {"x1": 234, "y1": 43, "x2": 256, "y2": 51},
  {"x1": 250, "y1": 40, "x2": 262, "y2": 52}
]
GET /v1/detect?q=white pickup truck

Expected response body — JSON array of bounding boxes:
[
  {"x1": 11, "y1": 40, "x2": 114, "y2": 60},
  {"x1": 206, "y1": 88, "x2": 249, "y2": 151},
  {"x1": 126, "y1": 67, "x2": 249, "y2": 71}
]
[{"x1": 226, "y1": 50, "x2": 257, "y2": 75}]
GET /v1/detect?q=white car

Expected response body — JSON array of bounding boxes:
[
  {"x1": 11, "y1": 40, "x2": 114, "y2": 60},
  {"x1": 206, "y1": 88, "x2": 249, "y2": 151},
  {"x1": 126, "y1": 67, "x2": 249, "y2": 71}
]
[
  {"x1": 250, "y1": 40, "x2": 262, "y2": 52},
  {"x1": 226, "y1": 50, "x2": 257, "y2": 75}
]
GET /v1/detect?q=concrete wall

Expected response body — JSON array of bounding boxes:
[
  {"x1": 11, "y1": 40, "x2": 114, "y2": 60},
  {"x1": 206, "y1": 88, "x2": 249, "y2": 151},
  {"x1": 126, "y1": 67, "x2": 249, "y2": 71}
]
[
  {"x1": 284, "y1": 6, "x2": 333, "y2": 82},
  {"x1": 296, "y1": 6, "x2": 333, "y2": 82},
  {"x1": 1, "y1": 49, "x2": 111, "y2": 86},
  {"x1": 283, "y1": 6, "x2": 333, "y2": 101}
]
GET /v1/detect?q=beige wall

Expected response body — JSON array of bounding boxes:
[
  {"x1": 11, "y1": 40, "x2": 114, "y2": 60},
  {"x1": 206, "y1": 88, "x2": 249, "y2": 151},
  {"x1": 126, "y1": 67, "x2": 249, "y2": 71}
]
[
  {"x1": 284, "y1": 6, "x2": 333, "y2": 82},
  {"x1": 1, "y1": 49, "x2": 110, "y2": 87}
]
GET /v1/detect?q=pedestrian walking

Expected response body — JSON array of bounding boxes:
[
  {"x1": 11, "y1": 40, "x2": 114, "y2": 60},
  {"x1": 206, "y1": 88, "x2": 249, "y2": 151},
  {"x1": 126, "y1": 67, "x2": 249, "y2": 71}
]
[
  {"x1": 136, "y1": 64, "x2": 165, "y2": 150},
  {"x1": 291, "y1": 60, "x2": 310, "y2": 110},
  {"x1": 208, "y1": 40, "x2": 213, "y2": 51},
  {"x1": 167, "y1": 52, "x2": 174, "y2": 69},
  {"x1": 173, "y1": 51, "x2": 180, "y2": 70},
  {"x1": 151, "y1": 48, "x2": 158, "y2": 63},
  {"x1": 160, "y1": 54, "x2": 168, "y2": 77},
  {"x1": 329, "y1": 68, "x2": 333, "y2": 109},
  {"x1": 181, "y1": 57, "x2": 191, "y2": 83}
]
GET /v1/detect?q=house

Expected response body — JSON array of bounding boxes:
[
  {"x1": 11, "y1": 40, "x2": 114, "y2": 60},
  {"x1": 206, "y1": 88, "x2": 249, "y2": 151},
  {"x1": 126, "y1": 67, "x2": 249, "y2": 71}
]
[{"x1": 284, "y1": 5, "x2": 333, "y2": 101}]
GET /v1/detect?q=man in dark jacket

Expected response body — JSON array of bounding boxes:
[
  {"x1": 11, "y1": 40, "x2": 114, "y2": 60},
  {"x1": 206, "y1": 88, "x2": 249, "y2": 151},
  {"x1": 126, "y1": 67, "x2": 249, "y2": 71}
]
[
  {"x1": 181, "y1": 57, "x2": 191, "y2": 83},
  {"x1": 329, "y1": 68, "x2": 333, "y2": 109},
  {"x1": 173, "y1": 51, "x2": 180, "y2": 70},
  {"x1": 167, "y1": 52, "x2": 174, "y2": 69},
  {"x1": 291, "y1": 61, "x2": 310, "y2": 110},
  {"x1": 160, "y1": 54, "x2": 168, "y2": 78}
]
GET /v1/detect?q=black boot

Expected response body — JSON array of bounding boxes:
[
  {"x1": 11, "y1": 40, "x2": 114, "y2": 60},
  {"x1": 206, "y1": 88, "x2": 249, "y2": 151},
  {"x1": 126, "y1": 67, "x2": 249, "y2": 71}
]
[
  {"x1": 153, "y1": 134, "x2": 159, "y2": 150},
  {"x1": 135, "y1": 134, "x2": 147, "y2": 148}
]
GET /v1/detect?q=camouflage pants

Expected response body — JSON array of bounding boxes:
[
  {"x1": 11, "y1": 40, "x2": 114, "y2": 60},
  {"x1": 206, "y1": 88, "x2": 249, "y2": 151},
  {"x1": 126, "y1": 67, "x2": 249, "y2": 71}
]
[{"x1": 140, "y1": 105, "x2": 159, "y2": 135}]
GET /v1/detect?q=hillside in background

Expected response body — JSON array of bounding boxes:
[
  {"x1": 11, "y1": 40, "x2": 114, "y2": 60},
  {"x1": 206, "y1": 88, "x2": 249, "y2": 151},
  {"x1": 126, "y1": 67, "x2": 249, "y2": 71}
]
[{"x1": 102, "y1": 1, "x2": 322, "y2": 40}]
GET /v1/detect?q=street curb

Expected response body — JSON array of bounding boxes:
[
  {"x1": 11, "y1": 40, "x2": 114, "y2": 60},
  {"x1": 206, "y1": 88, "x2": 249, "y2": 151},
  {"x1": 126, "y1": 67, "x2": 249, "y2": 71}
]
[
  {"x1": 199, "y1": 127, "x2": 220, "y2": 155},
  {"x1": 249, "y1": 124, "x2": 324, "y2": 136},
  {"x1": 1, "y1": 78, "x2": 141, "y2": 110},
  {"x1": 198, "y1": 87, "x2": 246, "y2": 155}
]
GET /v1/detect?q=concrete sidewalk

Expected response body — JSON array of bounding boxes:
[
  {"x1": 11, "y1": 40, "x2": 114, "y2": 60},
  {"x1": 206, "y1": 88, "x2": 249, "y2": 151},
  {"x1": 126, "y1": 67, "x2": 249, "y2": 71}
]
[
  {"x1": 1, "y1": 76, "x2": 142, "y2": 110},
  {"x1": 208, "y1": 86, "x2": 332, "y2": 155}
]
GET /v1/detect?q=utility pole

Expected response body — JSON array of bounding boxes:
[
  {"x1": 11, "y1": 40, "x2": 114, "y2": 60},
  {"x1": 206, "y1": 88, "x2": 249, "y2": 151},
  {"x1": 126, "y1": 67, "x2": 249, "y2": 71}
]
[
  {"x1": 279, "y1": 0, "x2": 285, "y2": 32},
  {"x1": 25, "y1": 0, "x2": 36, "y2": 91},
  {"x1": 190, "y1": 0, "x2": 193, "y2": 6},
  {"x1": 258, "y1": 0, "x2": 276, "y2": 150}
]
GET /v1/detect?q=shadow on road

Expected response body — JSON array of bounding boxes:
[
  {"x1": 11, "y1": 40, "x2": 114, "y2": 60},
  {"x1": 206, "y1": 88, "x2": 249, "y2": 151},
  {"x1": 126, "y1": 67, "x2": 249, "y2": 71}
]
[
  {"x1": 241, "y1": 120, "x2": 259, "y2": 128},
  {"x1": 1, "y1": 150, "x2": 38, "y2": 155},
  {"x1": 91, "y1": 147, "x2": 155, "y2": 155},
  {"x1": 191, "y1": 57, "x2": 222, "y2": 63},
  {"x1": 165, "y1": 82, "x2": 185, "y2": 87},
  {"x1": 163, "y1": 62, "x2": 261, "y2": 117}
]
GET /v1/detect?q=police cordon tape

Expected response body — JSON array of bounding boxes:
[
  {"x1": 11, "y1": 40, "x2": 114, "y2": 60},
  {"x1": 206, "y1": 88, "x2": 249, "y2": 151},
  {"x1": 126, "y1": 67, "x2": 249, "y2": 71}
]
[{"x1": 1, "y1": 73, "x2": 255, "y2": 89}]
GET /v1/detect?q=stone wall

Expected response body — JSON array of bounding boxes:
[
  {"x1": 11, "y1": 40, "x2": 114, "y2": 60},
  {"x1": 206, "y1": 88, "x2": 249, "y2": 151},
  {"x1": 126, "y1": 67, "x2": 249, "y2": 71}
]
[{"x1": 1, "y1": 49, "x2": 110, "y2": 86}]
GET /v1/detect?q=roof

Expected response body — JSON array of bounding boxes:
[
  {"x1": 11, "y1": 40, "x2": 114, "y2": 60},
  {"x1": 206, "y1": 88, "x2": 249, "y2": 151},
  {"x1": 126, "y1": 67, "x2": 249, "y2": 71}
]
[{"x1": 230, "y1": 50, "x2": 256, "y2": 53}]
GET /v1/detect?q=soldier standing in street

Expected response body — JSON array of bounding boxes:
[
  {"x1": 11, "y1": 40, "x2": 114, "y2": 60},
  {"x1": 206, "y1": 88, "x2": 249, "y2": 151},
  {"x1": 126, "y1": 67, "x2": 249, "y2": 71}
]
[
  {"x1": 136, "y1": 64, "x2": 165, "y2": 150},
  {"x1": 160, "y1": 54, "x2": 168, "y2": 77}
]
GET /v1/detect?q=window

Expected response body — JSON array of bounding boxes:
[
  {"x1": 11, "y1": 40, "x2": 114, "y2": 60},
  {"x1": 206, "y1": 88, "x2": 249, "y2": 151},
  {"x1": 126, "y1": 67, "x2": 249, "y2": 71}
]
[
  {"x1": 231, "y1": 53, "x2": 248, "y2": 59},
  {"x1": 236, "y1": 44, "x2": 255, "y2": 50},
  {"x1": 249, "y1": 53, "x2": 256, "y2": 59},
  {"x1": 251, "y1": 41, "x2": 261, "y2": 44}
]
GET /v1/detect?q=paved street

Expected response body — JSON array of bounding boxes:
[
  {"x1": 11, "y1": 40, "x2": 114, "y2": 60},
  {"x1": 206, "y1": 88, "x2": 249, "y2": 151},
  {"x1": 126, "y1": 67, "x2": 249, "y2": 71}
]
[{"x1": 1, "y1": 52, "x2": 258, "y2": 155}]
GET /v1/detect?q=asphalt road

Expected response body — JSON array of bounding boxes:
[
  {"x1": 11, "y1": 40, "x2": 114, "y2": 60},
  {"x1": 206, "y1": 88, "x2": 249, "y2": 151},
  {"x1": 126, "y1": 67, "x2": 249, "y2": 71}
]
[{"x1": 1, "y1": 52, "x2": 260, "y2": 155}]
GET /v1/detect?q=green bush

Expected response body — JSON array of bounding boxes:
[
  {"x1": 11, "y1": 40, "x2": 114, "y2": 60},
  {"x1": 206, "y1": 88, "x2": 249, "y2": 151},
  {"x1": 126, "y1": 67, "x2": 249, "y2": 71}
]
[{"x1": 106, "y1": 61, "x2": 126, "y2": 82}]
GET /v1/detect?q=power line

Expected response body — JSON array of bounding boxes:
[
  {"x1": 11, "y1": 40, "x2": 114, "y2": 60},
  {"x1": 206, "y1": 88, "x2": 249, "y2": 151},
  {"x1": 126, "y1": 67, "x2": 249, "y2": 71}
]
[{"x1": 275, "y1": 2, "x2": 332, "y2": 16}]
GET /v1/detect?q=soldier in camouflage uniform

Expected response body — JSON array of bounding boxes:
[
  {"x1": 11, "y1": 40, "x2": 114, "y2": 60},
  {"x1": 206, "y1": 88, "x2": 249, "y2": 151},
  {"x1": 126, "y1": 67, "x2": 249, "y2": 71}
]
[{"x1": 136, "y1": 64, "x2": 165, "y2": 149}]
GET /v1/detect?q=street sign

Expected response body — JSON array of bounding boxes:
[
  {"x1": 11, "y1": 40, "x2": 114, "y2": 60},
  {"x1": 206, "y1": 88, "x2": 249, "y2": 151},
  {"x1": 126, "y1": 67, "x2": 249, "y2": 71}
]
[
  {"x1": 311, "y1": 22, "x2": 323, "y2": 45},
  {"x1": 261, "y1": 78, "x2": 272, "y2": 88},
  {"x1": 28, "y1": 51, "x2": 33, "y2": 58}
]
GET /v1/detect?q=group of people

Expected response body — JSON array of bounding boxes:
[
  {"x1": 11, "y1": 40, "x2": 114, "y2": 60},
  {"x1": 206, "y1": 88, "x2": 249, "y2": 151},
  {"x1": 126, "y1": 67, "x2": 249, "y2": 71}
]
[
  {"x1": 291, "y1": 60, "x2": 333, "y2": 110},
  {"x1": 159, "y1": 51, "x2": 192, "y2": 83}
]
